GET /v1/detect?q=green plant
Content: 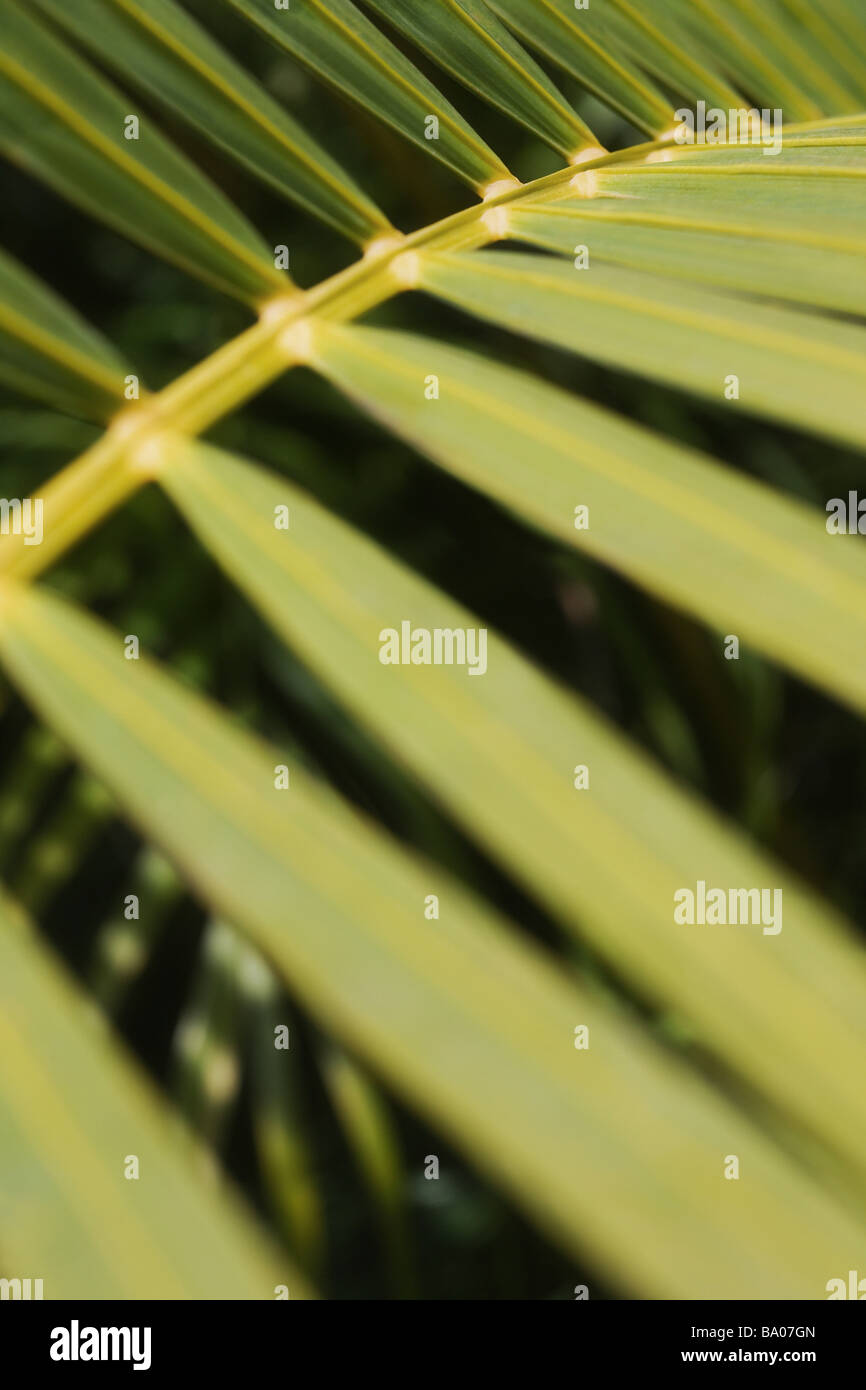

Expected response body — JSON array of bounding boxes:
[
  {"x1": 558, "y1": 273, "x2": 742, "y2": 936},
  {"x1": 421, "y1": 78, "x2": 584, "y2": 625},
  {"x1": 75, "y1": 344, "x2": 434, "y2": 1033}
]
[{"x1": 1, "y1": 0, "x2": 866, "y2": 1300}]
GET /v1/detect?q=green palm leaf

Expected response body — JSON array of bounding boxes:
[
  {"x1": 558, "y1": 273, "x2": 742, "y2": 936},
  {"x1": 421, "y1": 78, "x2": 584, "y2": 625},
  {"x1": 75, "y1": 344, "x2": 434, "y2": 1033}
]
[
  {"x1": 363, "y1": 0, "x2": 601, "y2": 160},
  {"x1": 307, "y1": 321, "x2": 866, "y2": 714},
  {"x1": 716, "y1": 0, "x2": 865, "y2": 109},
  {"x1": 507, "y1": 126, "x2": 866, "y2": 312},
  {"x1": 2, "y1": 0, "x2": 866, "y2": 1302},
  {"x1": 32, "y1": 0, "x2": 390, "y2": 245},
  {"x1": 511, "y1": 206, "x2": 866, "y2": 313},
  {"x1": 484, "y1": 0, "x2": 675, "y2": 135},
  {"x1": 0, "y1": 889, "x2": 311, "y2": 1298},
  {"x1": 415, "y1": 250, "x2": 866, "y2": 448},
  {"x1": 220, "y1": 0, "x2": 512, "y2": 192},
  {"x1": 0, "y1": 0, "x2": 285, "y2": 303},
  {"x1": 0, "y1": 248, "x2": 131, "y2": 419},
  {"x1": 600, "y1": 0, "x2": 745, "y2": 110},
  {"x1": 657, "y1": 0, "x2": 847, "y2": 117},
  {"x1": 0, "y1": 581, "x2": 864, "y2": 1297},
  {"x1": 157, "y1": 435, "x2": 866, "y2": 1184}
]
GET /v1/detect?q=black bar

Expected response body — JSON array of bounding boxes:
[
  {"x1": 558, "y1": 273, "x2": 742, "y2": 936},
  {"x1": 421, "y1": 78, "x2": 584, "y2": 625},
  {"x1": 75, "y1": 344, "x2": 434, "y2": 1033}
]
[{"x1": 2, "y1": 1299, "x2": 862, "y2": 1374}]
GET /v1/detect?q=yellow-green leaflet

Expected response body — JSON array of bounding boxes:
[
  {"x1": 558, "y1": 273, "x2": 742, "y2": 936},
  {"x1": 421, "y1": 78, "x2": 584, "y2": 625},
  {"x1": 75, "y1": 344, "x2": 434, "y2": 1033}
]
[
  {"x1": 307, "y1": 322, "x2": 866, "y2": 715},
  {"x1": 602, "y1": 0, "x2": 745, "y2": 111},
  {"x1": 416, "y1": 249, "x2": 866, "y2": 450},
  {"x1": 651, "y1": 0, "x2": 848, "y2": 116},
  {"x1": 362, "y1": 0, "x2": 600, "y2": 159},
  {"x1": 0, "y1": 247, "x2": 131, "y2": 420},
  {"x1": 0, "y1": 0, "x2": 285, "y2": 304},
  {"x1": 1, "y1": 580, "x2": 865, "y2": 1297},
  {"x1": 513, "y1": 137, "x2": 866, "y2": 314},
  {"x1": 812, "y1": 0, "x2": 866, "y2": 79},
  {"x1": 158, "y1": 436, "x2": 866, "y2": 1186},
  {"x1": 32, "y1": 0, "x2": 389, "y2": 245},
  {"x1": 506, "y1": 130, "x2": 866, "y2": 313},
  {"x1": 723, "y1": 0, "x2": 866, "y2": 109},
  {"x1": 511, "y1": 205, "x2": 866, "y2": 314},
  {"x1": 0, "y1": 888, "x2": 311, "y2": 1298},
  {"x1": 220, "y1": 0, "x2": 510, "y2": 191},
  {"x1": 484, "y1": 0, "x2": 674, "y2": 135}
]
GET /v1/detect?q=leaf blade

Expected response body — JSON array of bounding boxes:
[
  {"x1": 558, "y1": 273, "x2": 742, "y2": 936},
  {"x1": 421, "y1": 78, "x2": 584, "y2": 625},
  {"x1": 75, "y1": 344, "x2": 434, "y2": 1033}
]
[
  {"x1": 0, "y1": 889, "x2": 311, "y2": 1298},
  {"x1": 363, "y1": 0, "x2": 601, "y2": 159},
  {"x1": 656, "y1": 0, "x2": 844, "y2": 118},
  {"x1": 416, "y1": 248, "x2": 866, "y2": 449},
  {"x1": 32, "y1": 0, "x2": 390, "y2": 244},
  {"x1": 308, "y1": 320, "x2": 866, "y2": 714},
  {"x1": 485, "y1": 0, "x2": 674, "y2": 135},
  {"x1": 510, "y1": 204, "x2": 866, "y2": 315},
  {"x1": 1, "y1": 582, "x2": 865, "y2": 1296},
  {"x1": 158, "y1": 434, "x2": 866, "y2": 1187},
  {"x1": 0, "y1": 0, "x2": 285, "y2": 303},
  {"x1": 220, "y1": 0, "x2": 512, "y2": 191},
  {"x1": 0, "y1": 248, "x2": 130, "y2": 419}
]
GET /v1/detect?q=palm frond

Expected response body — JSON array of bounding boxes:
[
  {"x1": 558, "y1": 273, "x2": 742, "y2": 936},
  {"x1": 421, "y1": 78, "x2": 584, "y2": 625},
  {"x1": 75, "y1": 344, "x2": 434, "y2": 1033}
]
[{"x1": 1, "y1": 0, "x2": 865, "y2": 1300}]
